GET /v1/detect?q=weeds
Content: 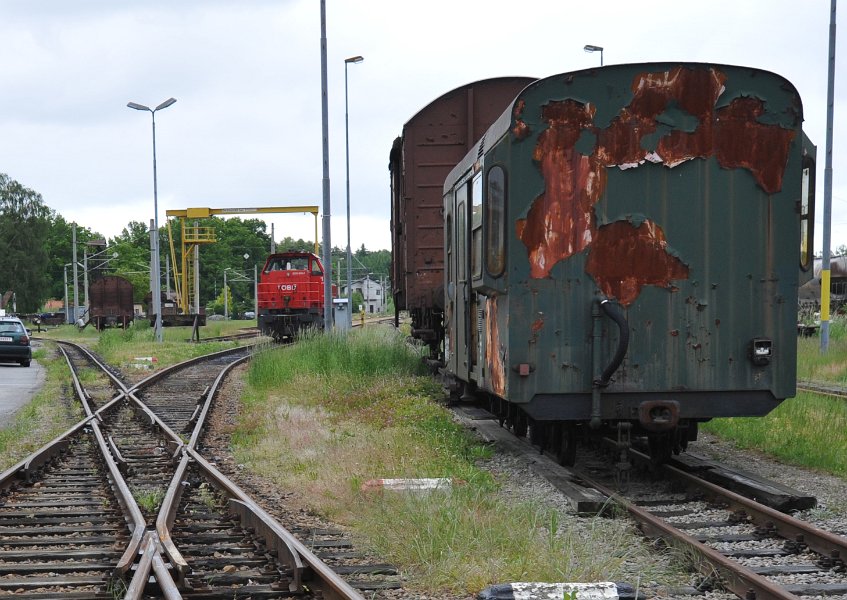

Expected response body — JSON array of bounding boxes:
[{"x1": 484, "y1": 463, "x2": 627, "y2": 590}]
[
  {"x1": 233, "y1": 328, "x2": 682, "y2": 594},
  {"x1": 133, "y1": 487, "x2": 166, "y2": 513}
]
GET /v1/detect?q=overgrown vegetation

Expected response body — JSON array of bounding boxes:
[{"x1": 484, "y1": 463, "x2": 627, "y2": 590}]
[
  {"x1": 0, "y1": 347, "x2": 83, "y2": 472},
  {"x1": 235, "y1": 328, "x2": 681, "y2": 594},
  {"x1": 702, "y1": 319, "x2": 847, "y2": 477},
  {"x1": 35, "y1": 319, "x2": 251, "y2": 369}
]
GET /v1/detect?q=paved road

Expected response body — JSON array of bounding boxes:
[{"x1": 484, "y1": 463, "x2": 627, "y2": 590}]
[{"x1": 0, "y1": 341, "x2": 45, "y2": 427}]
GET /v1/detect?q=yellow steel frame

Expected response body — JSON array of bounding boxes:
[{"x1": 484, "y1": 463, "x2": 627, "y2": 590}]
[{"x1": 164, "y1": 206, "x2": 320, "y2": 314}]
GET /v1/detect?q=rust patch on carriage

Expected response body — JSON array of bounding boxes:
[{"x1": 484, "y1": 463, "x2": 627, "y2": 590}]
[
  {"x1": 599, "y1": 67, "x2": 727, "y2": 167},
  {"x1": 585, "y1": 220, "x2": 689, "y2": 306},
  {"x1": 485, "y1": 296, "x2": 506, "y2": 397},
  {"x1": 512, "y1": 99, "x2": 530, "y2": 140},
  {"x1": 714, "y1": 97, "x2": 796, "y2": 194},
  {"x1": 516, "y1": 100, "x2": 605, "y2": 278},
  {"x1": 517, "y1": 65, "x2": 794, "y2": 304}
]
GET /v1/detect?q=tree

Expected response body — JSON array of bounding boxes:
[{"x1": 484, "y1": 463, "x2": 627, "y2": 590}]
[
  {"x1": 43, "y1": 214, "x2": 106, "y2": 307},
  {"x1": 0, "y1": 174, "x2": 52, "y2": 312},
  {"x1": 109, "y1": 220, "x2": 157, "y2": 303}
]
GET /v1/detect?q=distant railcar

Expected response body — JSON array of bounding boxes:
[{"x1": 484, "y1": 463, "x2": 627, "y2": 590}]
[
  {"x1": 389, "y1": 77, "x2": 535, "y2": 354},
  {"x1": 257, "y1": 251, "x2": 332, "y2": 341},
  {"x1": 88, "y1": 275, "x2": 135, "y2": 331},
  {"x1": 396, "y1": 63, "x2": 816, "y2": 464},
  {"x1": 143, "y1": 291, "x2": 206, "y2": 327}
]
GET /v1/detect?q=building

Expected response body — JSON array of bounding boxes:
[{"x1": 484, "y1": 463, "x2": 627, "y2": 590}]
[{"x1": 345, "y1": 275, "x2": 386, "y2": 314}]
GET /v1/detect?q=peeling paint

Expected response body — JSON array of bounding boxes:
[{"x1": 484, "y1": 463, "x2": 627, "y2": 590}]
[
  {"x1": 517, "y1": 65, "x2": 794, "y2": 304},
  {"x1": 512, "y1": 99, "x2": 530, "y2": 140},
  {"x1": 516, "y1": 100, "x2": 605, "y2": 279},
  {"x1": 585, "y1": 220, "x2": 689, "y2": 306},
  {"x1": 485, "y1": 296, "x2": 506, "y2": 397}
]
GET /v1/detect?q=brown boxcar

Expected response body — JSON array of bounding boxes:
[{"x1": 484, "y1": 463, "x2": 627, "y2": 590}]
[
  {"x1": 88, "y1": 275, "x2": 134, "y2": 330},
  {"x1": 389, "y1": 77, "x2": 534, "y2": 353}
]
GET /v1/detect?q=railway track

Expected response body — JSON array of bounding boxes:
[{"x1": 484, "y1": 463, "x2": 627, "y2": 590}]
[
  {"x1": 576, "y1": 445, "x2": 847, "y2": 599},
  {"x1": 457, "y1": 403, "x2": 847, "y2": 600},
  {"x1": 0, "y1": 340, "x2": 398, "y2": 598},
  {"x1": 797, "y1": 381, "x2": 847, "y2": 401}
]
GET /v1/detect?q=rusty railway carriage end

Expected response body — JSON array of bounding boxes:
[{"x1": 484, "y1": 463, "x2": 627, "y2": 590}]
[
  {"x1": 257, "y1": 250, "x2": 333, "y2": 341},
  {"x1": 432, "y1": 63, "x2": 815, "y2": 464}
]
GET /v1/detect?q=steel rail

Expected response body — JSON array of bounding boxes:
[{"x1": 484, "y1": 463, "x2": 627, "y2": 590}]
[
  {"x1": 56, "y1": 339, "x2": 131, "y2": 395},
  {"x1": 797, "y1": 381, "x2": 847, "y2": 400},
  {"x1": 87, "y1": 416, "x2": 148, "y2": 578},
  {"x1": 187, "y1": 449, "x2": 366, "y2": 600},
  {"x1": 579, "y1": 473, "x2": 801, "y2": 600},
  {"x1": 187, "y1": 353, "x2": 250, "y2": 449},
  {"x1": 57, "y1": 341, "x2": 148, "y2": 579},
  {"x1": 124, "y1": 533, "x2": 181, "y2": 600},
  {"x1": 3, "y1": 343, "x2": 148, "y2": 586},
  {"x1": 657, "y1": 458, "x2": 847, "y2": 562},
  {"x1": 152, "y1": 349, "x2": 310, "y2": 593},
  {"x1": 155, "y1": 451, "x2": 306, "y2": 591}
]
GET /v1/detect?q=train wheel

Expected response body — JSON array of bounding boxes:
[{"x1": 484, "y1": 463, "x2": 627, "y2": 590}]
[
  {"x1": 556, "y1": 423, "x2": 577, "y2": 466},
  {"x1": 515, "y1": 413, "x2": 528, "y2": 438},
  {"x1": 648, "y1": 432, "x2": 673, "y2": 465},
  {"x1": 528, "y1": 418, "x2": 544, "y2": 450}
]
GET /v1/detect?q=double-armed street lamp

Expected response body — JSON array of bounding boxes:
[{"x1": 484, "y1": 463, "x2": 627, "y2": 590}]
[
  {"x1": 127, "y1": 97, "x2": 177, "y2": 343},
  {"x1": 344, "y1": 55, "x2": 363, "y2": 328},
  {"x1": 584, "y1": 44, "x2": 604, "y2": 66}
]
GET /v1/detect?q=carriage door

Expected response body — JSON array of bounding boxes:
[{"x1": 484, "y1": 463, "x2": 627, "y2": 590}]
[
  {"x1": 444, "y1": 193, "x2": 456, "y2": 374},
  {"x1": 469, "y1": 173, "x2": 483, "y2": 383},
  {"x1": 454, "y1": 179, "x2": 472, "y2": 382}
]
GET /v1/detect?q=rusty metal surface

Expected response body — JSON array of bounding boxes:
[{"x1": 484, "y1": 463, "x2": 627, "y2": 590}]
[
  {"x1": 88, "y1": 275, "x2": 135, "y2": 329},
  {"x1": 6, "y1": 339, "x2": 379, "y2": 598},
  {"x1": 390, "y1": 77, "x2": 534, "y2": 314},
  {"x1": 188, "y1": 449, "x2": 366, "y2": 600},
  {"x1": 446, "y1": 64, "x2": 807, "y2": 417}
]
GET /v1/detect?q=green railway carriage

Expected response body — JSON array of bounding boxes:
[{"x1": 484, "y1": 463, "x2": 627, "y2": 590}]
[{"x1": 441, "y1": 63, "x2": 815, "y2": 462}]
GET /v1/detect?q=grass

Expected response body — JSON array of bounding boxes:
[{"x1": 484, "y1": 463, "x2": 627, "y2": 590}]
[
  {"x1": 15, "y1": 315, "x2": 845, "y2": 592},
  {"x1": 132, "y1": 486, "x2": 166, "y2": 514},
  {"x1": 0, "y1": 347, "x2": 84, "y2": 472},
  {"x1": 36, "y1": 319, "x2": 256, "y2": 370},
  {"x1": 0, "y1": 319, "x2": 255, "y2": 472},
  {"x1": 233, "y1": 328, "x2": 682, "y2": 594},
  {"x1": 702, "y1": 318, "x2": 847, "y2": 477}
]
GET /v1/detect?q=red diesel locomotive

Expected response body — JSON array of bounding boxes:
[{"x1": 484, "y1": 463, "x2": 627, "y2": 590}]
[{"x1": 257, "y1": 250, "x2": 333, "y2": 341}]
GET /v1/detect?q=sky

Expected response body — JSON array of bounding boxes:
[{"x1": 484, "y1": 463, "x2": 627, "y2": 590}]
[{"x1": 0, "y1": 1, "x2": 844, "y2": 256}]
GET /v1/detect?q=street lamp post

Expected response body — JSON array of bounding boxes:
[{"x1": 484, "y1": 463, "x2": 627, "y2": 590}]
[
  {"x1": 344, "y1": 55, "x2": 364, "y2": 329},
  {"x1": 584, "y1": 44, "x2": 604, "y2": 66},
  {"x1": 127, "y1": 97, "x2": 177, "y2": 343}
]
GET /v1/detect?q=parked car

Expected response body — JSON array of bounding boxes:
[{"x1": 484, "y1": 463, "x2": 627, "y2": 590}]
[{"x1": 0, "y1": 316, "x2": 32, "y2": 367}]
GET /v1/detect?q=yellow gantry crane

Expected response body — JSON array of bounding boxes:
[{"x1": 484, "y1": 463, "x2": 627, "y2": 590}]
[{"x1": 164, "y1": 206, "x2": 320, "y2": 315}]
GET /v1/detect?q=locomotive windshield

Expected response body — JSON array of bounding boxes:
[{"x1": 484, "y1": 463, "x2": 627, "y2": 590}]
[{"x1": 264, "y1": 255, "x2": 310, "y2": 273}]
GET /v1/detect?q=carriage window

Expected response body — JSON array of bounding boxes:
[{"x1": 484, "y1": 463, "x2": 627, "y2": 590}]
[
  {"x1": 800, "y1": 155, "x2": 815, "y2": 272},
  {"x1": 286, "y1": 257, "x2": 308, "y2": 270},
  {"x1": 472, "y1": 174, "x2": 483, "y2": 278},
  {"x1": 457, "y1": 183, "x2": 467, "y2": 281},
  {"x1": 486, "y1": 165, "x2": 506, "y2": 277}
]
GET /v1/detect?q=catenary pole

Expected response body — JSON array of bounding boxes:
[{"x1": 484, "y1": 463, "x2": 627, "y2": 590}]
[
  {"x1": 320, "y1": 0, "x2": 333, "y2": 330},
  {"x1": 821, "y1": 0, "x2": 837, "y2": 352}
]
